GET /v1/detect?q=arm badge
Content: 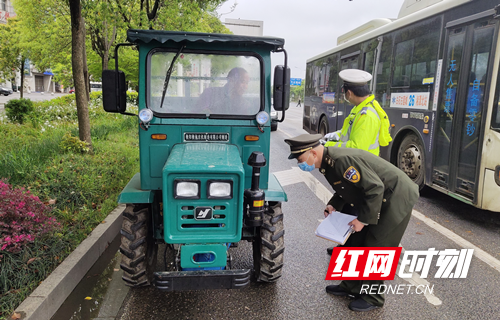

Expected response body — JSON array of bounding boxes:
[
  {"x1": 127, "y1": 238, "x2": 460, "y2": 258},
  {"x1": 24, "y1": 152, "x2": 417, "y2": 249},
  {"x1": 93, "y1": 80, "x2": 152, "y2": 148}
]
[{"x1": 344, "y1": 166, "x2": 360, "y2": 183}]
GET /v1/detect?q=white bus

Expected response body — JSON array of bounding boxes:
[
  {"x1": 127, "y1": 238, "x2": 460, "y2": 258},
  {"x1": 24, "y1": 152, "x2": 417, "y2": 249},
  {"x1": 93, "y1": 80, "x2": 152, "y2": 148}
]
[
  {"x1": 304, "y1": 0, "x2": 500, "y2": 212},
  {"x1": 90, "y1": 81, "x2": 102, "y2": 92}
]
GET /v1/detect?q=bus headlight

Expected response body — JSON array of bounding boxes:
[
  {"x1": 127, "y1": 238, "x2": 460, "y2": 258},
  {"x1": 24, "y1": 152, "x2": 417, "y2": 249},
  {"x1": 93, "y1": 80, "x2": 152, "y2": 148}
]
[
  {"x1": 207, "y1": 180, "x2": 233, "y2": 199},
  {"x1": 174, "y1": 180, "x2": 200, "y2": 199}
]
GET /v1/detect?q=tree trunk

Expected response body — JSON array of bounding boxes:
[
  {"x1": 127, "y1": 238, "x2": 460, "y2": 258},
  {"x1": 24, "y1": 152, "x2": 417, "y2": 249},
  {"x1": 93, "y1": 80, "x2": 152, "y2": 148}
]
[
  {"x1": 69, "y1": 0, "x2": 92, "y2": 150},
  {"x1": 103, "y1": 49, "x2": 109, "y2": 71},
  {"x1": 20, "y1": 58, "x2": 24, "y2": 99}
]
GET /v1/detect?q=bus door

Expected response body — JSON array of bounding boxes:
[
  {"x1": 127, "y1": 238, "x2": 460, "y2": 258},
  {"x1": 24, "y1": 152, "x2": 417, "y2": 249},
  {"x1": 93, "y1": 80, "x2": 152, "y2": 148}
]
[
  {"x1": 433, "y1": 15, "x2": 497, "y2": 200},
  {"x1": 338, "y1": 52, "x2": 360, "y2": 129}
]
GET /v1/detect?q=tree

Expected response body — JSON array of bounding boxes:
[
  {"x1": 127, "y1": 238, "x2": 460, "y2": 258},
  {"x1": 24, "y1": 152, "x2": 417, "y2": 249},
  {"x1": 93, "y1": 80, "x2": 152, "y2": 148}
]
[
  {"x1": 291, "y1": 81, "x2": 305, "y2": 102},
  {"x1": 69, "y1": 0, "x2": 92, "y2": 149},
  {"x1": 11, "y1": 0, "x2": 230, "y2": 148},
  {"x1": 85, "y1": 0, "x2": 119, "y2": 71},
  {"x1": 14, "y1": 0, "x2": 73, "y2": 74},
  {"x1": 112, "y1": 0, "x2": 229, "y2": 32},
  {"x1": 0, "y1": 17, "x2": 27, "y2": 98}
]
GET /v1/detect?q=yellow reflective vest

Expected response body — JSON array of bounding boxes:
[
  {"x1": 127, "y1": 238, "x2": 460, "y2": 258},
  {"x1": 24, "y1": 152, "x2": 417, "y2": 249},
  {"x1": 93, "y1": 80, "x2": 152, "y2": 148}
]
[{"x1": 324, "y1": 95, "x2": 382, "y2": 156}]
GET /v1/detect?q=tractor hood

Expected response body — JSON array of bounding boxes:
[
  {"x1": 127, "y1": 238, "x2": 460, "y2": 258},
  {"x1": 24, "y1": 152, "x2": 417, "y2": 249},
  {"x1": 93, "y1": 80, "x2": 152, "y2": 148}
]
[{"x1": 164, "y1": 143, "x2": 245, "y2": 173}]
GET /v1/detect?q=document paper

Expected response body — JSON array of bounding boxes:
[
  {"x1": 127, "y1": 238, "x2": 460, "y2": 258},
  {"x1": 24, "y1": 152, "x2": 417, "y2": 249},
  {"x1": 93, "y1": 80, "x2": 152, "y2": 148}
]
[{"x1": 315, "y1": 211, "x2": 356, "y2": 245}]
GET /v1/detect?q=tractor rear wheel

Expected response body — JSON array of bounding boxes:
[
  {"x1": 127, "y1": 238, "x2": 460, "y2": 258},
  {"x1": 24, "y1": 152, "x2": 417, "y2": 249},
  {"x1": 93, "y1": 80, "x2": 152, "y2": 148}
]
[
  {"x1": 119, "y1": 204, "x2": 158, "y2": 287},
  {"x1": 253, "y1": 202, "x2": 284, "y2": 282}
]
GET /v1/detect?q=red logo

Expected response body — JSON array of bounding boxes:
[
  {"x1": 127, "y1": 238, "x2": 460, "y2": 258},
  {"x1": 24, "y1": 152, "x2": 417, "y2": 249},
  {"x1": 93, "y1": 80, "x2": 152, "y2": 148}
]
[{"x1": 326, "y1": 247, "x2": 402, "y2": 280}]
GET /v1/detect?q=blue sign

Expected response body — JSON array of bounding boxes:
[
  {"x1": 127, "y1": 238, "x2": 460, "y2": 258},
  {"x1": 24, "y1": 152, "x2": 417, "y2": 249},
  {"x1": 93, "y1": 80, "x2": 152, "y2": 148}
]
[{"x1": 290, "y1": 78, "x2": 302, "y2": 86}]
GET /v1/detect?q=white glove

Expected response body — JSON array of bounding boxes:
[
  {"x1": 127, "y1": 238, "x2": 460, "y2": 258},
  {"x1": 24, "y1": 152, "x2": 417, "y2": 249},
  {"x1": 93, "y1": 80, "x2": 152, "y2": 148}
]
[{"x1": 324, "y1": 130, "x2": 341, "y2": 141}]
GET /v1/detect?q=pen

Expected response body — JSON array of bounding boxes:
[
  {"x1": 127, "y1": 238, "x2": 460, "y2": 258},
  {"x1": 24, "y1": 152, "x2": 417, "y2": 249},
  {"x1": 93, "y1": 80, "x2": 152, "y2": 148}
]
[{"x1": 343, "y1": 225, "x2": 354, "y2": 238}]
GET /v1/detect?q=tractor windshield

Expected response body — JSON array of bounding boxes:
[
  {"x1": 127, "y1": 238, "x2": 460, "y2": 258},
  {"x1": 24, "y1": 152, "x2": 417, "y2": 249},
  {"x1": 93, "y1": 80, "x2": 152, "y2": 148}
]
[{"x1": 148, "y1": 50, "x2": 262, "y2": 117}]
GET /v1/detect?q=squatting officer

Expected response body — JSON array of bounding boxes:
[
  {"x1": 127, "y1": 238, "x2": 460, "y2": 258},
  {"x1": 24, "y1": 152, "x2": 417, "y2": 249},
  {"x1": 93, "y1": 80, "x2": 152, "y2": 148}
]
[{"x1": 285, "y1": 134, "x2": 419, "y2": 312}]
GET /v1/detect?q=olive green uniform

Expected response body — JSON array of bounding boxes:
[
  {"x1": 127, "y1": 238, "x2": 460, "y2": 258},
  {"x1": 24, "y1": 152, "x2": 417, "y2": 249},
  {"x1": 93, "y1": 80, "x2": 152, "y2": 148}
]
[{"x1": 320, "y1": 146, "x2": 419, "y2": 306}]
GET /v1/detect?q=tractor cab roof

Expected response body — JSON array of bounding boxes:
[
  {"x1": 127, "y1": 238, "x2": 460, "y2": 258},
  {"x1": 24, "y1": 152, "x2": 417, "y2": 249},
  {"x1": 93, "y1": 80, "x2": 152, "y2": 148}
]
[{"x1": 127, "y1": 29, "x2": 285, "y2": 50}]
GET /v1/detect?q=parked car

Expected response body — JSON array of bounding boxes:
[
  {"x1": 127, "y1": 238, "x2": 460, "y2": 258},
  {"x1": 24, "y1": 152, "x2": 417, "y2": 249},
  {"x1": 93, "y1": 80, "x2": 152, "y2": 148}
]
[
  {"x1": 0, "y1": 87, "x2": 13, "y2": 96},
  {"x1": 271, "y1": 106, "x2": 278, "y2": 131},
  {"x1": 69, "y1": 88, "x2": 75, "y2": 93}
]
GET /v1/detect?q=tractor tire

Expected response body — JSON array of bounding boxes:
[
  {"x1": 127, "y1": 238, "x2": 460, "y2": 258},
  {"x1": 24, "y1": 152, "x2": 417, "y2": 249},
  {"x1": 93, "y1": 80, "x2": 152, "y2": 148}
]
[
  {"x1": 253, "y1": 202, "x2": 284, "y2": 282},
  {"x1": 119, "y1": 204, "x2": 158, "y2": 287},
  {"x1": 271, "y1": 120, "x2": 278, "y2": 132}
]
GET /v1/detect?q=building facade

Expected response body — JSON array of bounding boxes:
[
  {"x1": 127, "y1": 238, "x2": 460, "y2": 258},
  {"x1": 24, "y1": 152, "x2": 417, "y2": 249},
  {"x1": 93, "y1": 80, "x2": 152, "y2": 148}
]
[{"x1": 224, "y1": 18, "x2": 263, "y2": 37}]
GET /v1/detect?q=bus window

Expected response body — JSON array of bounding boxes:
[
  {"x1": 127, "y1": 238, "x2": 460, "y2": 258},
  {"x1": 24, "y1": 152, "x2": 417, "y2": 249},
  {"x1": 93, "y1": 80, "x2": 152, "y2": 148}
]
[
  {"x1": 327, "y1": 54, "x2": 339, "y2": 104},
  {"x1": 493, "y1": 73, "x2": 500, "y2": 131},
  {"x1": 392, "y1": 39, "x2": 413, "y2": 87},
  {"x1": 392, "y1": 31, "x2": 440, "y2": 92},
  {"x1": 362, "y1": 39, "x2": 378, "y2": 75},
  {"x1": 375, "y1": 35, "x2": 393, "y2": 107},
  {"x1": 305, "y1": 62, "x2": 316, "y2": 97}
]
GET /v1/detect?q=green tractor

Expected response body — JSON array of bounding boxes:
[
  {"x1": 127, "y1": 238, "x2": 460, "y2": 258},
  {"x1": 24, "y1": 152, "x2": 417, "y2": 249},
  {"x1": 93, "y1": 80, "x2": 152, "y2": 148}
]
[{"x1": 102, "y1": 29, "x2": 289, "y2": 291}]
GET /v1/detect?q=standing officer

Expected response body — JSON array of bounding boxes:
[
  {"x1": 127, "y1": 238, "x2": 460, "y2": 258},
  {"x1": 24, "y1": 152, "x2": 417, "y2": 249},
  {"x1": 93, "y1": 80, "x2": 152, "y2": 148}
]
[
  {"x1": 323, "y1": 69, "x2": 391, "y2": 156},
  {"x1": 323, "y1": 69, "x2": 392, "y2": 255},
  {"x1": 284, "y1": 134, "x2": 419, "y2": 312}
]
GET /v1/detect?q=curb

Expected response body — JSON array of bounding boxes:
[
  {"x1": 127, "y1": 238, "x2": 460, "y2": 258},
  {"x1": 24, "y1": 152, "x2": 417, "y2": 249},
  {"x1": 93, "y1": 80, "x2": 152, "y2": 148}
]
[{"x1": 13, "y1": 204, "x2": 126, "y2": 320}]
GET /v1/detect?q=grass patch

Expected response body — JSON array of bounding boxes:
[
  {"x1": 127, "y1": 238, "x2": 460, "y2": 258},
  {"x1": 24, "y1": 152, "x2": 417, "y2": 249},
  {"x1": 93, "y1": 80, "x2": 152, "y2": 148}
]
[{"x1": 0, "y1": 95, "x2": 139, "y2": 319}]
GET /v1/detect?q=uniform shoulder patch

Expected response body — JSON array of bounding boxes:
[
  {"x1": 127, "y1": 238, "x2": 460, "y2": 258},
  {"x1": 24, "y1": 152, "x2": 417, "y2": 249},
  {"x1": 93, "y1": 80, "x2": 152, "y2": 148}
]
[{"x1": 343, "y1": 166, "x2": 360, "y2": 183}]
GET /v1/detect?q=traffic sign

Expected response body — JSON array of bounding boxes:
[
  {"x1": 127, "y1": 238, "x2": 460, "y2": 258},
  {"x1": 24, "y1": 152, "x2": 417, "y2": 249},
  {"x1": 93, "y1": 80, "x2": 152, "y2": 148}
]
[{"x1": 290, "y1": 78, "x2": 302, "y2": 86}]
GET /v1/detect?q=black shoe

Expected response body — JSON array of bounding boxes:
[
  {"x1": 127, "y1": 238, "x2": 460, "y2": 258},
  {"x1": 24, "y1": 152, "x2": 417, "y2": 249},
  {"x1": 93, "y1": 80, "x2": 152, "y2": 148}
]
[
  {"x1": 325, "y1": 285, "x2": 349, "y2": 296},
  {"x1": 348, "y1": 298, "x2": 379, "y2": 312},
  {"x1": 327, "y1": 247, "x2": 334, "y2": 255}
]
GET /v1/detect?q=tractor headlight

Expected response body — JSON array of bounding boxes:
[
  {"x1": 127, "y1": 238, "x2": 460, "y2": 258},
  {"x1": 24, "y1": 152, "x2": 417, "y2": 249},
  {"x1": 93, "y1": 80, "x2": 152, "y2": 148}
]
[
  {"x1": 207, "y1": 180, "x2": 233, "y2": 199},
  {"x1": 174, "y1": 180, "x2": 200, "y2": 199},
  {"x1": 139, "y1": 108, "x2": 154, "y2": 123},
  {"x1": 256, "y1": 111, "x2": 270, "y2": 125}
]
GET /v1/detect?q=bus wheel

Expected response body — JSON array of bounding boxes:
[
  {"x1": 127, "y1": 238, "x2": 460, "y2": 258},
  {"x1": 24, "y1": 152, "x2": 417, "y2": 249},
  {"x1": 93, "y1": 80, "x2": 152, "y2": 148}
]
[
  {"x1": 318, "y1": 117, "x2": 328, "y2": 137},
  {"x1": 397, "y1": 133, "x2": 425, "y2": 190},
  {"x1": 120, "y1": 204, "x2": 158, "y2": 287},
  {"x1": 253, "y1": 202, "x2": 284, "y2": 282}
]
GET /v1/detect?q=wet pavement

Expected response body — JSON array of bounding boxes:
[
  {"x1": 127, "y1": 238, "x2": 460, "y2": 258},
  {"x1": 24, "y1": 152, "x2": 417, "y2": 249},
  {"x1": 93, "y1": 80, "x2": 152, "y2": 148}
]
[{"x1": 51, "y1": 235, "x2": 124, "y2": 320}]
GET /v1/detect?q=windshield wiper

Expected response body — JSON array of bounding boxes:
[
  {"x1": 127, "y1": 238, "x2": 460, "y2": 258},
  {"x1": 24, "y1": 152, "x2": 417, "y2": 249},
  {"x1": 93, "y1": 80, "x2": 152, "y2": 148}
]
[{"x1": 159, "y1": 45, "x2": 185, "y2": 108}]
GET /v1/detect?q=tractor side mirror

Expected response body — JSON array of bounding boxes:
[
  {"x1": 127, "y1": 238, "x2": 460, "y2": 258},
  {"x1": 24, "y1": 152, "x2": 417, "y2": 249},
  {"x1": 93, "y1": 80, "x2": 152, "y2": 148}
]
[
  {"x1": 273, "y1": 65, "x2": 290, "y2": 111},
  {"x1": 102, "y1": 70, "x2": 127, "y2": 113}
]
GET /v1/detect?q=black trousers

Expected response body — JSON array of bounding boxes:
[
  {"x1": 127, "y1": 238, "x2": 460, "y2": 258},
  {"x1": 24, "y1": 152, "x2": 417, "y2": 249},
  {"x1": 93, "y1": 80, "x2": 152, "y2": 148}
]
[{"x1": 338, "y1": 213, "x2": 411, "y2": 306}]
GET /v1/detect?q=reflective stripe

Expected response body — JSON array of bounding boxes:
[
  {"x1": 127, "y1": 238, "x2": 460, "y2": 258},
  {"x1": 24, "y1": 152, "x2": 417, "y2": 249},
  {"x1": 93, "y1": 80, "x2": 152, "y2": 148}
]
[
  {"x1": 361, "y1": 105, "x2": 380, "y2": 120},
  {"x1": 369, "y1": 133, "x2": 380, "y2": 149},
  {"x1": 363, "y1": 105, "x2": 380, "y2": 150},
  {"x1": 340, "y1": 131, "x2": 349, "y2": 142},
  {"x1": 341, "y1": 105, "x2": 380, "y2": 145}
]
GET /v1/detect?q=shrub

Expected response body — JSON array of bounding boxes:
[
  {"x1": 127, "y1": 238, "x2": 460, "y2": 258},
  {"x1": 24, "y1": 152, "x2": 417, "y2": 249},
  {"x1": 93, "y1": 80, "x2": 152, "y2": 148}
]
[
  {"x1": 126, "y1": 91, "x2": 138, "y2": 105},
  {"x1": 4, "y1": 99, "x2": 34, "y2": 124},
  {"x1": 0, "y1": 179, "x2": 60, "y2": 255},
  {"x1": 59, "y1": 132, "x2": 91, "y2": 154}
]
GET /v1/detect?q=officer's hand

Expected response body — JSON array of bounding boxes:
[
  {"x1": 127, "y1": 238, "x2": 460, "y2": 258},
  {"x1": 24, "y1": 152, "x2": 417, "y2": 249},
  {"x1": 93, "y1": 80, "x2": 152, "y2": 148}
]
[
  {"x1": 324, "y1": 131, "x2": 340, "y2": 141},
  {"x1": 324, "y1": 205, "x2": 335, "y2": 218},
  {"x1": 348, "y1": 219, "x2": 365, "y2": 232}
]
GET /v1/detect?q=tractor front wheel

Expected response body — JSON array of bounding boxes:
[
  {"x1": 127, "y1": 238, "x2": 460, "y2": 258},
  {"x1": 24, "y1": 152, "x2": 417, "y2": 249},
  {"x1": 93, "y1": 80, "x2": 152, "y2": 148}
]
[
  {"x1": 119, "y1": 204, "x2": 158, "y2": 287},
  {"x1": 253, "y1": 202, "x2": 284, "y2": 282}
]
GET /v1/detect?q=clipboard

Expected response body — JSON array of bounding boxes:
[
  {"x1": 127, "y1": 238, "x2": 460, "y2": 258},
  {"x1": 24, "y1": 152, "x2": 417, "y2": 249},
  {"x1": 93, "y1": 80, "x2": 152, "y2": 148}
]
[{"x1": 315, "y1": 211, "x2": 356, "y2": 245}]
